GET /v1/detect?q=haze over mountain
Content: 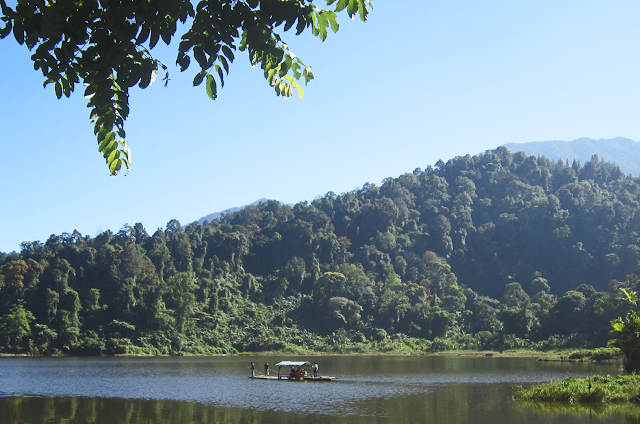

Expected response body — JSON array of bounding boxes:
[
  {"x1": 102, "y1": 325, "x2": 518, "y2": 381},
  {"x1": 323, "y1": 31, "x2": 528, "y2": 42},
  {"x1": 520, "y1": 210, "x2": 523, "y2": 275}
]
[
  {"x1": 197, "y1": 137, "x2": 640, "y2": 229},
  {"x1": 201, "y1": 138, "x2": 640, "y2": 229},
  {"x1": 196, "y1": 199, "x2": 268, "y2": 225},
  {"x1": 503, "y1": 137, "x2": 640, "y2": 176}
]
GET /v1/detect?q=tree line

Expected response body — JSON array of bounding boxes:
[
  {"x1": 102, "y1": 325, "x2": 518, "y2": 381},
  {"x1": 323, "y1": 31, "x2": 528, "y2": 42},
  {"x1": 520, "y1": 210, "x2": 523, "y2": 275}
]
[{"x1": 1, "y1": 147, "x2": 640, "y2": 354}]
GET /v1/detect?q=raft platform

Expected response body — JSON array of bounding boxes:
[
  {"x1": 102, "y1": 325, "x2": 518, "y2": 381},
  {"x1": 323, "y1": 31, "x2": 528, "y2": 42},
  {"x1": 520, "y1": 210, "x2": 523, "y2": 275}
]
[{"x1": 249, "y1": 375, "x2": 334, "y2": 382}]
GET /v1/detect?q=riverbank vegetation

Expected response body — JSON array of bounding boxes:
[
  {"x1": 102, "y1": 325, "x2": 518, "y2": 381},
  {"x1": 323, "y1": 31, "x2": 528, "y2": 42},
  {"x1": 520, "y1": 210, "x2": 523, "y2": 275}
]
[
  {"x1": 515, "y1": 288, "x2": 640, "y2": 404},
  {"x1": 515, "y1": 375, "x2": 640, "y2": 404},
  {"x1": 2, "y1": 147, "x2": 640, "y2": 356}
]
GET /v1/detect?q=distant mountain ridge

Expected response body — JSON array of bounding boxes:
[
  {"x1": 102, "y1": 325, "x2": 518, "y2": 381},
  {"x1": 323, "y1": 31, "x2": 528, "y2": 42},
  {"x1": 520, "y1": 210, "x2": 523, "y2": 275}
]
[
  {"x1": 503, "y1": 137, "x2": 640, "y2": 176},
  {"x1": 199, "y1": 138, "x2": 638, "y2": 227},
  {"x1": 196, "y1": 198, "x2": 268, "y2": 224}
]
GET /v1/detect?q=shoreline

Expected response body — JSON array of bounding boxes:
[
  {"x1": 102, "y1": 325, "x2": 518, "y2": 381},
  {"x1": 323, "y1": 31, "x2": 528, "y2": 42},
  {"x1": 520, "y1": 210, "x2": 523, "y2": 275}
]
[
  {"x1": 515, "y1": 374, "x2": 640, "y2": 404},
  {"x1": 0, "y1": 348, "x2": 622, "y2": 362}
]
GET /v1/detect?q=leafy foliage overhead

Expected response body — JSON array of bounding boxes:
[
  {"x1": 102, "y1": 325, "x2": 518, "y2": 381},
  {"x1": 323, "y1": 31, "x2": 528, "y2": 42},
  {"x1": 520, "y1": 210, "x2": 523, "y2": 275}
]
[{"x1": 0, "y1": 0, "x2": 373, "y2": 175}]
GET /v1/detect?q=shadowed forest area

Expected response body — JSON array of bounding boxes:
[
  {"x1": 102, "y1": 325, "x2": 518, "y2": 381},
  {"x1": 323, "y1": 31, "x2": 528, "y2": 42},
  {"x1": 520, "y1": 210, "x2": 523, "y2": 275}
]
[{"x1": 2, "y1": 147, "x2": 640, "y2": 355}]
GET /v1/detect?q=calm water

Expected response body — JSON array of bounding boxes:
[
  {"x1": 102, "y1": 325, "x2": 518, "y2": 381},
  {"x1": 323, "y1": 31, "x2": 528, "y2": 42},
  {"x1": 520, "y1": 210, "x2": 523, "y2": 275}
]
[{"x1": 0, "y1": 355, "x2": 637, "y2": 423}]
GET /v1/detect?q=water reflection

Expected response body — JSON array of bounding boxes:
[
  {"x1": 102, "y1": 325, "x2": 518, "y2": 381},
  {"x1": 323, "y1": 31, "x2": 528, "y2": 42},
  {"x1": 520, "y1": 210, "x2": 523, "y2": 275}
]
[
  {"x1": 3, "y1": 391, "x2": 640, "y2": 424},
  {"x1": 0, "y1": 356, "x2": 634, "y2": 424},
  {"x1": 0, "y1": 396, "x2": 297, "y2": 424},
  {"x1": 516, "y1": 402, "x2": 640, "y2": 424}
]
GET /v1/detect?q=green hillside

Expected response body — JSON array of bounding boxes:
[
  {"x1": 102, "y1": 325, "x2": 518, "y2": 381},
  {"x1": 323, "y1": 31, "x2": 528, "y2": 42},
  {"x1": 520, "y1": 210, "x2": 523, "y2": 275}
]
[
  {"x1": 1, "y1": 147, "x2": 639, "y2": 355},
  {"x1": 504, "y1": 137, "x2": 640, "y2": 176}
]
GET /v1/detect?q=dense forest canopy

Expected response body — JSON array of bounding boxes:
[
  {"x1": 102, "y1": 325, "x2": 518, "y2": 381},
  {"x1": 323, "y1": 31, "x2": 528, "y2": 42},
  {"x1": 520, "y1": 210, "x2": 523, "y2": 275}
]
[{"x1": 2, "y1": 147, "x2": 640, "y2": 355}]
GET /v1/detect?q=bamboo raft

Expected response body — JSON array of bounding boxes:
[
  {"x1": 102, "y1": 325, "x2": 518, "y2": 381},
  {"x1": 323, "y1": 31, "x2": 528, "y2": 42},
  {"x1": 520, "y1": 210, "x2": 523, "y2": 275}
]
[
  {"x1": 249, "y1": 375, "x2": 334, "y2": 382},
  {"x1": 250, "y1": 360, "x2": 334, "y2": 381}
]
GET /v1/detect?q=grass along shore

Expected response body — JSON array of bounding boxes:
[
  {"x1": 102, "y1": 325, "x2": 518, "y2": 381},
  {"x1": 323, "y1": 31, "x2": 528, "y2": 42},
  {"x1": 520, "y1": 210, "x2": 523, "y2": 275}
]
[{"x1": 515, "y1": 375, "x2": 640, "y2": 404}]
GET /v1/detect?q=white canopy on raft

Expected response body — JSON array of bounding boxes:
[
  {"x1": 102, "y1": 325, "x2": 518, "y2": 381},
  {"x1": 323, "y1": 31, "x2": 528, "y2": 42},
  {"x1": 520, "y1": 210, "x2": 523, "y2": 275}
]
[{"x1": 275, "y1": 361, "x2": 312, "y2": 367}]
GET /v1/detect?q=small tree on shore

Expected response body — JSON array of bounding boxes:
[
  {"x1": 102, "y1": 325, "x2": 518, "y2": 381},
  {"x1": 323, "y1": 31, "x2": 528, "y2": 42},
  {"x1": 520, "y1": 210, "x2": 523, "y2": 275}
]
[
  {"x1": 0, "y1": 300, "x2": 35, "y2": 353},
  {"x1": 611, "y1": 289, "x2": 640, "y2": 374}
]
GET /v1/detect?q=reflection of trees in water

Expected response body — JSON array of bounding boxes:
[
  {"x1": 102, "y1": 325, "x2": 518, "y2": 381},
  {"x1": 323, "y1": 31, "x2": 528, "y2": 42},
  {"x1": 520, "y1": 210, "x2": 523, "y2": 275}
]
[
  {"x1": 0, "y1": 396, "x2": 381, "y2": 424},
  {"x1": 5, "y1": 393, "x2": 640, "y2": 424},
  {"x1": 0, "y1": 397, "x2": 277, "y2": 424},
  {"x1": 516, "y1": 401, "x2": 640, "y2": 423}
]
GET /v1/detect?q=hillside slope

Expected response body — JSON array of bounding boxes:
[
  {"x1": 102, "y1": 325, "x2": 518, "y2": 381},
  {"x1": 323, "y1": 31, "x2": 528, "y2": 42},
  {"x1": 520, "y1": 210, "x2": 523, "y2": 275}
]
[
  {"x1": 503, "y1": 137, "x2": 640, "y2": 175},
  {"x1": 2, "y1": 147, "x2": 639, "y2": 355}
]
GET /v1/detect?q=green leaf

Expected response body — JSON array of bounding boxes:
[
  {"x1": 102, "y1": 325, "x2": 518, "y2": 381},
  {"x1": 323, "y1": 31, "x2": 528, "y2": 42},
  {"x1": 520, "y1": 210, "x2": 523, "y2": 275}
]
[
  {"x1": 116, "y1": 125, "x2": 126, "y2": 140},
  {"x1": 296, "y1": 14, "x2": 307, "y2": 35},
  {"x1": 193, "y1": 46, "x2": 207, "y2": 68},
  {"x1": 150, "y1": 29, "x2": 160, "y2": 49},
  {"x1": 328, "y1": 11, "x2": 340, "y2": 32},
  {"x1": 177, "y1": 53, "x2": 190, "y2": 72},
  {"x1": 54, "y1": 81, "x2": 62, "y2": 99},
  {"x1": 358, "y1": 0, "x2": 367, "y2": 21},
  {"x1": 279, "y1": 59, "x2": 290, "y2": 78},
  {"x1": 160, "y1": 26, "x2": 172, "y2": 45},
  {"x1": 84, "y1": 84, "x2": 97, "y2": 98},
  {"x1": 335, "y1": 0, "x2": 349, "y2": 12},
  {"x1": 348, "y1": 0, "x2": 358, "y2": 17},
  {"x1": 120, "y1": 139, "x2": 131, "y2": 163},
  {"x1": 104, "y1": 140, "x2": 118, "y2": 158},
  {"x1": 109, "y1": 158, "x2": 122, "y2": 176},
  {"x1": 311, "y1": 12, "x2": 319, "y2": 36},
  {"x1": 292, "y1": 62, "x2": 302, "y2": 79},
  {"x1": 239, "y1": 31, "x2": 248, "y2": 50},
  {"x1": 620, "y1": 289, "x2": 638, "y2": 305},
  {"x1": 107, "y1": 149, "x2": 120, "y2": 164},
  {"x1": 205, "y1": 73, "x2": 217, "y2": 100},
  {"x1": 61, "y1": 78, "x2": 71, "y2": 98},
  {"x1": 136, "y1": 23, "x2": 151, "y2": 44},
  {"x1": 222, "y1": 45, "x2": 235, "y2": 62},
  {"x1": 122, "y1": 65, "x2": 143, "y2": 88},
  {"x1": 98, "y1": 132, "x2": 116, "y2": 153},
  {"x1": 114, "y1": 99, "x2": 130, "y2": 119},
  {"x1": 284, "y1": 16, "x2": 297, "y2": 32},
  {"x1": 318, "y1": 12, "x2": 330, "y2": 41},
  {"x1": 139, "y1": 70, "x2": 152, "y2": 89},
  {"x1": 193, "y1": 71, "x2": 206, "y2": 87},
  {"x1": 202, "y1": 40, "x2": 220, "y2": 60},
  {"x1": 303, "y1": 66, "x2": 314, "y2": 85},
  {"x1": 267, "y1": 68, "x2": 277, "y2": 85},
  {"x1": 97, "y1": 126, "x2": 109, "y2": 143},
  {"x1": 218, "y1": 55, "x2": 229, "y2": 74},
  {"x1": 284, "y1": 76, "x2": 304, "y2": 100},
  {"x1": 215, "y1": 65, "x2": 224, "y2": 88},
  {"x1": 12, "y1": 20, "x2": 24, "y2": 45}
]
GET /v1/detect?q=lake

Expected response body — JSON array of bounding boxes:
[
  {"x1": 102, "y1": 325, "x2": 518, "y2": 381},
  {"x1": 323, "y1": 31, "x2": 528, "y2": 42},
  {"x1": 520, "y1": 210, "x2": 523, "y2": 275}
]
[{"x1": 0, "y1": 355, "x2": 637, "y2": 423}]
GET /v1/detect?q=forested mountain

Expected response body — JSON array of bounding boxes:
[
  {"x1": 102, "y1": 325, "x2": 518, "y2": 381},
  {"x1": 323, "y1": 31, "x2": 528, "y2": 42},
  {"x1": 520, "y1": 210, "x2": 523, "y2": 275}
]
[
  {"x1": 503, "y1": 137, "x2": 640, "y2": 176},
  {"x1": 1, "y1": 147, "x2": 640, "y2": 355},
  {"x1": 196, "y1": 199, "x2": 268, "y2": 225}
]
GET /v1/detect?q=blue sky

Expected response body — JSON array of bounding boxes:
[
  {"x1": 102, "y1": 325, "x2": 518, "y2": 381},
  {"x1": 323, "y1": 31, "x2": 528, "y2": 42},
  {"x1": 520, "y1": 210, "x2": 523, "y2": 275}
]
[{"x1": 2, "y1": 0, "x2": 640, "y2": 253}]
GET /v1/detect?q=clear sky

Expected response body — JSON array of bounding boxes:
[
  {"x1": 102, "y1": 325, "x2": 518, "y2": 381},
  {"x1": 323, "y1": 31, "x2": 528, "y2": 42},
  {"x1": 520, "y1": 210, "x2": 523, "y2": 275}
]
[{"x1": 2, "y1": 0, "x2": 640, "y2": 253}]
